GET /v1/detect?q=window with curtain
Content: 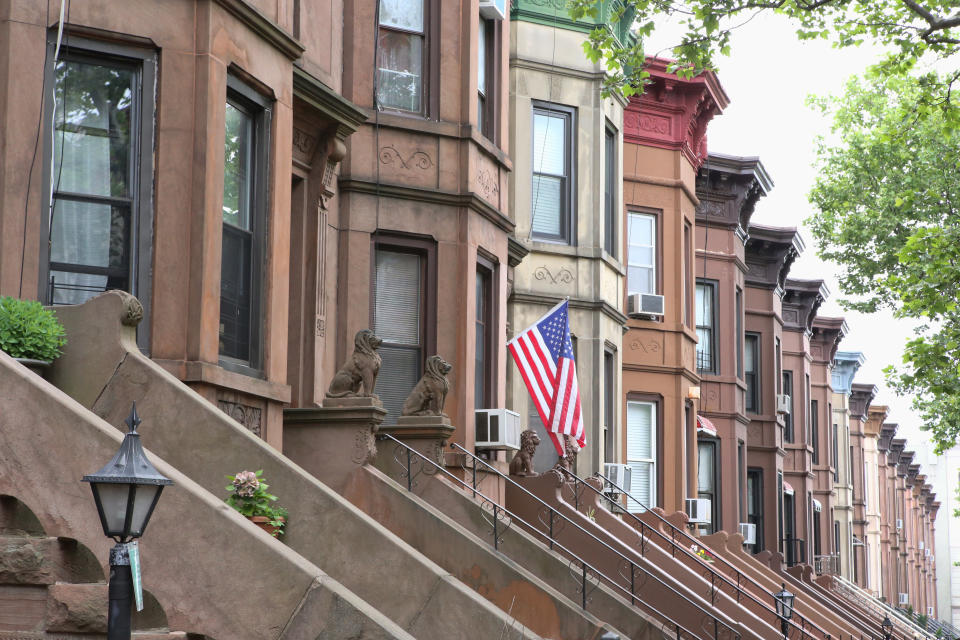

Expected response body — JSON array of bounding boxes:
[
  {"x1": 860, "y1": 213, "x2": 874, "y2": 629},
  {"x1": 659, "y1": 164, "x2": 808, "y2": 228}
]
[
  {"x1": 627, "y1": 212, "x2": 656, "y2": 295},
  {"x1": 736, "y1": 287, "x2": 743, "y2": 378},
  {"x1": 477, "y1": 17, "x2": 496, "y2": 138},
  {"x1": 696, "y1": 280, "x2": 716, "y2": 373},
  {"x1": 374, "y1": 248, "x2": 424, "y2": 422},
  {"x1": 783, "y1": 371, "x2": 794, "y2": 442},
  {"x1": 474, "y1": 261, "x2": 494, "y2": 409},
  {"x1": 748, "y1": 467, "x2": 764, "y2": 553},
  {"x1": 49, "y1": 52, "x2": 140, "y2": 305},
  {"x1": 604, "y1": 125, "x2": 616, "y2": 257},
  {"x1": 377, "y1": 0, "x2": 425, "y2": 113},
  {"x1": 531, "y1": 104, "x2": 573, "y2": 242},
  {"x1": 220, "y1": 80, "x2": 270, "y2": 371},
  {"x1": 626, "y1": 400, "x2": 657, "y2": 513},
  {"x1": 697, "y1": 439, "x2": 718, "y2": 534},
  {"x1": 745, "y1": 333, "x2": 760, "y2": 413},
  {"x1": 603, "y1": 349, "x2": 615, "y2": 463},
  {"x1": 811, "y1": 399, "x2": 820, "y2": 464}
]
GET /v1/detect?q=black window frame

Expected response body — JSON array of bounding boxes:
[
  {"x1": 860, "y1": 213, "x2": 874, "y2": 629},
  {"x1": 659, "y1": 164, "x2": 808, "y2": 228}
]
[
  {"x1": 474, "y1": 253, "x2": 498, "y2": 410},
  {"x1": 530, "y1": 101, "x2": 576, "y2": 244},
  {"x1": 695, "y1": 279, "x2": 718, "y2": 374},
  {"x1": 747, "y1": 467, "x2": 764, "y2": 554},
  {"x1": 218, "y1": 75, "x2": 272, "y2": 376},
  {"x1": 40, "y1": 34, "x2": 157, "y2": 354},
  {"x1": 604, "y1": 123, "x2": 617, "y2": 257},
  {"x1": 783, "y1": 370, "x2": 795, "y2": 442},
  {"x1": 735, "y1": 287, "x2": 743, "y2": 379},
  {"x1": 745, "y1": 332, "x2": 761, "y2": 413},
  {"x1": 603, "y1": 346, "x2": 616, "y2": 463},
  {"x1": 697, "y1": 437, "x2": 720, "y2": 535},
  {"x1": 811, "y1": 398, "x2": 820, "y2": 464},
  {"x1": 477, "y1": 15, "x2": 499, "y2": 141}
]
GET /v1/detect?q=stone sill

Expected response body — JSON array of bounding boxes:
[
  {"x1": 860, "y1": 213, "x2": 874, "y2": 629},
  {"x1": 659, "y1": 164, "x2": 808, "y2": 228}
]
[{"x1": 154, "y1": 358, "x2": 291, "y2": 403}]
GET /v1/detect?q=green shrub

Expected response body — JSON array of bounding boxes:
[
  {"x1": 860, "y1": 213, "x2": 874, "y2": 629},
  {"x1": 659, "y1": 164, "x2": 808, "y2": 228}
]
[{"x1": 0, "y1": 297, "x2": 67, "y2": 361}]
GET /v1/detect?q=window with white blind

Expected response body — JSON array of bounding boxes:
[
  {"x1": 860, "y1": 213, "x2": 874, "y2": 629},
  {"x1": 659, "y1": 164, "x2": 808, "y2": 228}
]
[
  {"x1": 697, "y1": 439, "x2": 718, "y2": 534},
  {"x1": 531, "y1": 103, "x2": 574, "y2": 243},
  {"x1": 626, "y1": 400, "x2": 657, "y2": 513},
  {"x1": 627, "y1": 212, "x2": 656, "y2": 295},
  {"x1": 696, "y1": 280, "x2": 716, "y2": 373},
  {"x1": 374, "y1": 249, "x2": 424, "y2": 422},
  {"x1": 377, "y1": 0, "x2": 426, "y2": 113}
]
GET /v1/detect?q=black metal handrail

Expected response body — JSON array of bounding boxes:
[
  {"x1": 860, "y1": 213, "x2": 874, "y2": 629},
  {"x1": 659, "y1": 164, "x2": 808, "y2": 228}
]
[
  {"x1": 449, "y1": 443, "x2": 744, "y2": 640},
  {"x1": 555, "y1": 467, "x2": 830, "y2": 640},
  {"x1": 375, "y1": 434, "x2": 709, "y2": 640},
  {"x1": 588, "y1": 469, "x2": 831, "y2": 640}
]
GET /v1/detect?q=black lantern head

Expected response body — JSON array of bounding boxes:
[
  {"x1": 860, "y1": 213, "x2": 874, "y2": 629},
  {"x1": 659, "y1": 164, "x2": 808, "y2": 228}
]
[
  {"x1": 83, "y1": 403, "x2": 173, "y2": 541},
  {"x1": 775, "y1": 583, "x2": 796, "y2": 621},
  {"x1": 882, "y1": 616, "x2": 894, "y2": 640}
]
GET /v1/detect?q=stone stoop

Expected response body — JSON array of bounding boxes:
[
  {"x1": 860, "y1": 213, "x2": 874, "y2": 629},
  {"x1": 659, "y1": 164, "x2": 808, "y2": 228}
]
[{"x1": 46, "y1": 292, "x2": 541, "y2": 640}]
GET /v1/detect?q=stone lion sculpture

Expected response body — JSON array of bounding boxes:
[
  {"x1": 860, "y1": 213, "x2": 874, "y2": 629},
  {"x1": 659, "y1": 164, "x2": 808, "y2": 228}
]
[
  {"x1": 509, "y1": 429, "x2": 540, "y2": 476},
  {"x1": 554, "y1": 434, "x2": 580, "y2": 473},
  {"x1": 326, "y1": 329, "x2": 383, "y2": 398},
  {"x1": 401, "y1": 355, "x2": 452, "y2": 416}
]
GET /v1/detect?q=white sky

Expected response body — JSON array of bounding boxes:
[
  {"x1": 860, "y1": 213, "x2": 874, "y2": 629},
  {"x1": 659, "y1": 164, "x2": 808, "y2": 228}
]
[{"x1": 649, "y1": 11, "x2": 931, "y2": 447}]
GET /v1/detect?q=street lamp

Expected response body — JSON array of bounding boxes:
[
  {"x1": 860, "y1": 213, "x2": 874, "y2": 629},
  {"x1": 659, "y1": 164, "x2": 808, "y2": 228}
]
[
  {"x1": 882, "y1": 616, "x2": 894, "y2": 640},
  {"x1": 83, "y1": 403, "x2": 172, "y2": 640},
  {"x1": 775, "y1": 583, "x2": 796, "y2": 639}
]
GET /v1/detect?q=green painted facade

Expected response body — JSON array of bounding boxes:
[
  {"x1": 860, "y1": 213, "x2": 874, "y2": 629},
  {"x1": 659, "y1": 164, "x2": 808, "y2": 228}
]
[{"x1": 510, "y1": 0, "x2": 636, "y2": 48}]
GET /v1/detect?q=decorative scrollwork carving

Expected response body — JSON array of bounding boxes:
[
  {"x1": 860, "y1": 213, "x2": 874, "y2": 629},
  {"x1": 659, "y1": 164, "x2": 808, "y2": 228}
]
[
  {"x1": 390, "y1": 443, "x2": 439, "y2": 490},
  {"x1": 379, "y1": 145, "x2": 434, "y2": 171},
  {"x1": 478, "y1": 497, "x2": 512, "y2": 546},
  {"x1": 533, "y1": 266, "x2": 574, "y2": 285},
  {"x1": 119, "y1": 293, "x2": 144, "y2": 327},
  {"x1": 352, "y1": 428, "x2": 377, "y2": 465},
  {"x1": 476, "y1": 168, "x2": 500, "y2": 200},
  {"x1": 569, "y1": 558, "x2": 601, "y2": 604}
]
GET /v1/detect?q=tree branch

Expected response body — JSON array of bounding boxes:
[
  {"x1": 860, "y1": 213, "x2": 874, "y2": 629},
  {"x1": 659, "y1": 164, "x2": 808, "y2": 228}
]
[{"x1": 900, "y1": 0, "x2": 960, "y2": 32}]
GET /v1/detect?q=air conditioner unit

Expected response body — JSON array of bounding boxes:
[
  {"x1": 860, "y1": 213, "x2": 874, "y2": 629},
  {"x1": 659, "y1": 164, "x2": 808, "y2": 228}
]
[
  {"x1": 685, "y1": 498, "x2": 711, "y2": 525},
  {"x1": 627, "y1": 293, "x2": 665, "y2": 319},
  {"x1": 738, "y1": 522, "x2": 757, "y2": 545},
  {"x1": 899, "y1": 593, "x2": 909, "y2": 606},
  {"x1": 474, "y1": 409, "x2": 521, "y2": 450},
  {"x1": 926, "y1": 548, "x2": 931, "y2": 558},
  {"x1": 479, "y1": 0, "x2": 507, "y2": 20},
  {"x1": 919, "y1": 540, "x2": 925, "y2": 550},
  {"x1": 896, "y1": 518, "x2": 904, "y2": 531},
  {"x1": 603, "y1": 463, "x2": 632, "y2": 494},
  {"x1": 928, "y1": 607, "x2": 935, "y2": 617},
  {"x1": 776, "y1": 394, "x2": 792, "y2": 415}
]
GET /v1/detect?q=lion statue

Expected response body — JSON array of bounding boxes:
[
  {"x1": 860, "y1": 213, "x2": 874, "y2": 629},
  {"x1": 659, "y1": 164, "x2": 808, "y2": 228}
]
[
  {"x1": 326, "y1": 329, "x2": 383, "y2": 398},
  {"x1": 554, "y1": 434, "x2": 580, "y2": 473},
  {"x1": 401, "y1": 355, "x2": 452, "y2": 416},
  {"x1": 509, "y1": 429, "x2": 540, "y2": 476}
]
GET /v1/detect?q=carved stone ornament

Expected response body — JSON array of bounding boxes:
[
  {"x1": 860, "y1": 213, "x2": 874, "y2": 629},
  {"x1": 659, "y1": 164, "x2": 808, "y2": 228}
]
[
  {"x1": 218, "y1": 401, "x2": 262, "y2": 437},
  {"x1": 533, "y1": 266, "x2": 574, "y2": 285},
  {"x1": 379, "y1": 145, "x2": 434, "y2": 171},
  {"x1": 326, "y1": 329, "x2": 383, "y2": 399},
  {"x1": 554, "y1": 434, "x2": 580, "y2": 473},
  {"x1": 118, "y1": 292, "x2": 144, "y2": 327},
  {"x1": 401, "y1": 355, "x2": 452, "y2": 417},
  {"x1": 509, "y1": 429, "x2": 541, "y2": 477}
]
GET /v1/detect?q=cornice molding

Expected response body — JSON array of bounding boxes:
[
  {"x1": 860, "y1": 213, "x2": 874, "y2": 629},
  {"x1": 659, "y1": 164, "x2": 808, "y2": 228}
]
[
  {"x1": 212, "y1": 0, "x2": 304, "y2": 60},
  {"x1": 509, "y1": 291, "x2": 628, "y2": 327},
  {"x1": 293, "y1": 67, "x2": 367, "y2": 139}
]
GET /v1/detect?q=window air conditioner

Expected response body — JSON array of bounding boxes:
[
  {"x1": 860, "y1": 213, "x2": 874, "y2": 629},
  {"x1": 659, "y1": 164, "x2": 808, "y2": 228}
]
[
  {"x1": 899, "y1": 593, "x2": 909, "y2": 606},
  {"x1": 603, "y1": 463, "x2": 632, "y2": 495},
  {"x1": 896, "y1": 518, "x2": 904, "y2": 531},
  {"x1": 627, "y1": 293, "x2": 665, "y2": 319},
  {"x1": 475, "y1": 409, "x2": 521, "y2": 450},
  {"x1": 685, "y1": 498, "x2": 711, "y2": 525},
  {"x1": 479, "y1": 0, "x2": 507, "y2": 20},
  {"x1": 926, "y1": 548, "x2": 931, "y2": 558},
  {"x1": 776, "y1": 394, "x2": 792, "y2": 415},
  {"x1": 928, "y1": 607, "x2": 935, "y2": 617},
  {"x1": 738, "y1": 522, "x2": 757, "y2": 545},
  {"x1": 919, "y1": 540, "x2": 925, "y2": 550}
]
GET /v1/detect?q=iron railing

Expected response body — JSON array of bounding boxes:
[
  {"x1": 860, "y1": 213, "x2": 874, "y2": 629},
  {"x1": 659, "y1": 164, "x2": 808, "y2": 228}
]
[
  {"x1": 376, "y1": 434, "x2": 719, "y2": 640},
  {"x1": 814, "y1": 554, "x2": 840, "y2": 576},
  {"x1": 833, "y1": 574, "x2": 936, "y2": 640},
  {"x1": 553, "y1": 466, "x2": 831, "y2": 640}
]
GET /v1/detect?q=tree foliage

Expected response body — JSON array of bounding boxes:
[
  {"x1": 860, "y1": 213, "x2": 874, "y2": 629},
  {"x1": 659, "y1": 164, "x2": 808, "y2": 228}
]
[
  {"x1": 806, "y1": 73, "x2": 960, "y2": 452},
  {"x1": 570, "y1": 0, "x2": 960, "y2": 124}
]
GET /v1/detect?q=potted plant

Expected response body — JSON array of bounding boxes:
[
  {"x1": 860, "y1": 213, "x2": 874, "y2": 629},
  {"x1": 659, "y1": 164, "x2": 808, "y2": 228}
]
[
  {"x1": 0, "y1": 296, "x2": 67, "y2": 375},
  {"x1": 691, "y1": 543, "x2": 717, "y2": 564},
  {"x1": 225, "y1": 470, "x2": 287, "y2": 537}
]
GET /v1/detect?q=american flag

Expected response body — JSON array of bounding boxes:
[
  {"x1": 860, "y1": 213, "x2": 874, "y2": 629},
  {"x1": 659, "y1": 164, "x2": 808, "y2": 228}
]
[{"x1": 508, "y1": 300, "x2": 584, "y2": 457}]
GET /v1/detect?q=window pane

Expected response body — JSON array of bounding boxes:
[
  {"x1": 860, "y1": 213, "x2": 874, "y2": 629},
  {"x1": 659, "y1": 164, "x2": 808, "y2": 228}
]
[
  {"x1": 379, "y1": 0, "x2": 424, "y2": 32},
  {"x1": 219, "y1": 225, "x2": 252, "y2": 361},
  {"x1": 696, "y1": 284, "x2": 712, "y2": 325},
  {"x1": 54, "y1": 59, "x2": 134, "y2": 198},
  {"x1": 628, "y1": 213, "x2": 656, "y2": 294},
  {"x1": 698, "y1": 441, "x2": 715, "y2": 491},
  {"x1": 378, "y1": 31, "x2": 423, "y2": 112},
  {"x1": 375, "y1": 250, "x2": 421, "y2": 345},
  {"x1": 478, "y1": 21, "x2": 487, "y2": 97},
  {"x1": 532, "y1": 112, "x2": 565, "y2": 176},
  {"x1": 626, "y1": 401, "x2": 653, "y2": 461},
  {"x1": 378, "y1": 345, "x2": 421, "y2": 423},
  {"x1": 531, "y1": 175, "x2": 562, "y2": 236},
  {"x1": 475, "y1": 268, "x2": 489, "y2": 408},
  {"x1": 627, "y1": 461, "x2": 653, "y2": 512},
  {"x1": 223, "y1": 102, "x2": 253, "y2": 230},
  {"x1": 51, "y1": 201, "x2": 130, "y2": 270}
]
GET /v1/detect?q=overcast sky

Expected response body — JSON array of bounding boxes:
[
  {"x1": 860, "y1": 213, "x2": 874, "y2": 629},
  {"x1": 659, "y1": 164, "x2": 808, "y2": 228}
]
[{"x1": 649, "y1": 11, "x2": 931, "y2": 447}]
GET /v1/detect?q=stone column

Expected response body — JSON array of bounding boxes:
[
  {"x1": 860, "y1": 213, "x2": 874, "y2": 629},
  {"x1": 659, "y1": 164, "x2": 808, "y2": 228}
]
[{"x1": 283, "y1": 397, "x2": 387, "y2": 491}]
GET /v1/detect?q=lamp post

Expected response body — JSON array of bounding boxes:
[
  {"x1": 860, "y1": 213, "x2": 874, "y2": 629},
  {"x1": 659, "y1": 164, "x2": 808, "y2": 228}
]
[
  {"x1": 775, "y1": 582, "x2": 796, "y2": 639},
  {"x1": 83, "y1": 404, "x2": 172, "y2": 640},
  {"x1": 882, "y1": 616, "x2": 894, "y2": 640}
]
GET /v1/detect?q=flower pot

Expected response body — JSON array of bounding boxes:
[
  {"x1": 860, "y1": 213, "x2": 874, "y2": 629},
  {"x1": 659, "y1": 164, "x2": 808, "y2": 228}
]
[
  {"x1": 248, "y1": 515, "x2": 285, "y2": 538},
  {"x1": 14, "y1": 357, "x2": 51, "y2": 377}
]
